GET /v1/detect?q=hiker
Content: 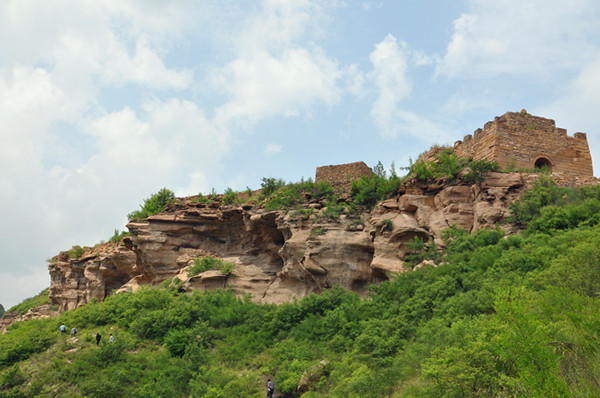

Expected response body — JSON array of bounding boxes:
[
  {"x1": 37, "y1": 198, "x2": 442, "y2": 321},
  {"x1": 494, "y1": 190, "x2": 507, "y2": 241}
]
[
  {"x1": 95, "y1": 332, "x2": 101, "y2": 346},
  {"x1": 59, "y1": 324, "x2": 66, "y2": 334},
  {"x1": 71, "y1": 327, "x2": 77, "y2": 336},
  {"x1": 266, "y1": 379, "x2": 274, "y2": 398},
  {"x1": 109, "y1": 333, "x2": 114, "y2": 343}
]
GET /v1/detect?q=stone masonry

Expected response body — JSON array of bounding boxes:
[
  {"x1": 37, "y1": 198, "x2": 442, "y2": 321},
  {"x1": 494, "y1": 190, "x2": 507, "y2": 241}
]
[
  {"x1": 315, "y1": 161, "x2": 374, "y2": 194},
  {"x1": 453, "y1": 110, "x2": 593, "y2": 177}
]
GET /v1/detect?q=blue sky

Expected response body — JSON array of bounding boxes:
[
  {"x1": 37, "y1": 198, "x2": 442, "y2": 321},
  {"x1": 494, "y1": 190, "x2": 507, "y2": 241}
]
[{"x1": 2, "y1": 0, "x2": 600, "y2": 308}]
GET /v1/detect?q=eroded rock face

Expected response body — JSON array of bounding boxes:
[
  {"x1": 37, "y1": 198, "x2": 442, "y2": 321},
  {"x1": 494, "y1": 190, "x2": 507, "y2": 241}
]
[{"x1": 47, "y1": 172, "x2": 543, "y2": 309}]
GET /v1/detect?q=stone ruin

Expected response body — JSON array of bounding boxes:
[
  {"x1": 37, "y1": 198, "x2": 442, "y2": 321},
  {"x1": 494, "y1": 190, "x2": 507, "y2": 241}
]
[
  {"x1": 315, "y1": 161, "x2": 374, "y2": 194},
  {"x1": 453, "y1": 110, "x2": 593, "y2": 177},
  {"x1": 316, "y1": 111, "x2": 594, "y2": 193}
]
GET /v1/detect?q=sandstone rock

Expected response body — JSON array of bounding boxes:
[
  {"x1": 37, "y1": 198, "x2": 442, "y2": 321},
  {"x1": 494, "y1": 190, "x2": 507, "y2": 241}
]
[{"x1": 46, "y1": 171, "x2": 546, "y2": 310}]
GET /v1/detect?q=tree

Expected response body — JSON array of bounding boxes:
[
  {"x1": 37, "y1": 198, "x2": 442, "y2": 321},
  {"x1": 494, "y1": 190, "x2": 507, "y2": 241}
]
[
  {"x1": 127, "y1": 188, "x2": 175, "y2": 221},
  {"x1": 0, "y1": 304, "x2": 4, "y2": 318}
]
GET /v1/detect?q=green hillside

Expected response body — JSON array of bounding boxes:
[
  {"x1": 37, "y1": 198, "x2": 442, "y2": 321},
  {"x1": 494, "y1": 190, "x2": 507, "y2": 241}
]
[{"x1": 2, "y1": 177, "x2": 600, "y2": 397}]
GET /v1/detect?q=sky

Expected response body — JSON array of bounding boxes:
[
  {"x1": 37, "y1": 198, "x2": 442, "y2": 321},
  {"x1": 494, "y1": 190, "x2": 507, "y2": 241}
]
[{"x1": 2, "y1": 0, "x2": 600, "y2": 309}]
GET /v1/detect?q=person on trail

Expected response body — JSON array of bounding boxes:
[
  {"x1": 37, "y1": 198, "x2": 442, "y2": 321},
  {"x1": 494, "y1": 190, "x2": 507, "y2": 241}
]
[
  {"x1": 109, "y1": 333, "x2": 114, "y2": 343},
  {"x1": 266, "y1": 379, "x2": 274, "y2": 398},
  {"x1": 71, "y1": 327, "x2": 77, "y2": 336},
  {"x1": 96, "y1": 333, "x2": 101, "y2": 346},
  {"x1": 59, "y1": 324, "x2": 66, "y2": 334}
]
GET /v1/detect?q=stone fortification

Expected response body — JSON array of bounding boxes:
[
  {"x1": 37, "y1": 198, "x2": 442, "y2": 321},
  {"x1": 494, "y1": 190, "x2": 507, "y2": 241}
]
[
  {"x1": 453, "y1": 111, "x2": 593, "y2": 177},
  {"x1": 315, "y1": 161, "x2": 374, "y2": 193}
]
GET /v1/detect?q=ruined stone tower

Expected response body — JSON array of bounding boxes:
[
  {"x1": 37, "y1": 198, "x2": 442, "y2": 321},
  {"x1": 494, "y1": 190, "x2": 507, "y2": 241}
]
[
  {"x1": 453, "y1": 111, "x2": 593, "y2": 177},
  {"x1": 315, "y1": 161, "x2": 374, "y2": 193}
]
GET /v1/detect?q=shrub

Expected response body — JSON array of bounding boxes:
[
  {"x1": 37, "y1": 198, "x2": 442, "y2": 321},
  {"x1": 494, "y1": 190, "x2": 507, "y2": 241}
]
[
  {"x1": 350, "y1": 163, "x2": 403, "y2": 208},
  {"x1": 109, "y1": 229, "x2": 130, "y2": 243},
  {"x1": 127, "y1": 188, "x2": 175, "y2": 221},
  {"x1": 434, "y1": 151, "x2": 467, "y2": 180},
  {"x1": 222, "y1": 188, "x2": 239, "y2": 205},
  {"x1": 382, "y1": 219, "x2": 393, "y2": 231},
  {"x1": 68, "y1": 245, "x2": 84, "y2": 259},
  {"x1": 411, "y1": 160, "x2": 434, "y2": 181},
  {"x1": 261, "y1": 177, "x2": 285, "y2": 197},
  {"x1": 188, "y1": 256, "x2": 235, "y2": 277},
  {"x1": 462, "y1": 159, "x2": 500, "y2": 183},
  {"x1": 310, "y1": 227, "x2": 326, "y2": 237},
  {"x1": 195, "y1": 193, "x2": 213, "y2": 204}
]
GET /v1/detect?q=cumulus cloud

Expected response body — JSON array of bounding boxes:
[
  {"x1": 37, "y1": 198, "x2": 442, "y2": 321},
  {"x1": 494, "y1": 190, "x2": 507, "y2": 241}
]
[
  {"x1": 212, "y1": 0, "x2": 345, "y2": 124},
  {"x1": 0, "y1": 1, "x2": 226, "y2": 308},
  {"x1": 369, "y1": 34, "x2": 412, "y2": 137},
  {"x1": 367, "y1": 34, "x2": 452, "y2": 142},
  {"x1": 436, "y1": 0, "x2": 600, "y2": 78}
]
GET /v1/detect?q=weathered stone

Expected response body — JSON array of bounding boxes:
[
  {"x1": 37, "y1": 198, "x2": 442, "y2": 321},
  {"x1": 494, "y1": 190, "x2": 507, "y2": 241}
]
[{"x1": 453, "y1": 111, "x2": 593, "y2": 177}]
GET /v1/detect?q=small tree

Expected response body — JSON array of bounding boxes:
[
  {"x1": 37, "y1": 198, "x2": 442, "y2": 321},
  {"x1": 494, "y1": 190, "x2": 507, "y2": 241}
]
[{"x1": 127, "y1": 188, "x2": 175, "y2": 221}]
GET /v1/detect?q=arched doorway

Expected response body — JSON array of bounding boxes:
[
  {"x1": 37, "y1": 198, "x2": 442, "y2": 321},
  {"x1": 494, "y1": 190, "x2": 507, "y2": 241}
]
[{"x1": 534, "y1": 157, "x2": 552, "y2": 172}]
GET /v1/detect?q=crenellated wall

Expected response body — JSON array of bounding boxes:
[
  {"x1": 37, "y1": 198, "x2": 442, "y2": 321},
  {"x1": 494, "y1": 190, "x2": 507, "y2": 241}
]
[{"x1": 453, "y1": 111, "x2": 593, "y2": 177}]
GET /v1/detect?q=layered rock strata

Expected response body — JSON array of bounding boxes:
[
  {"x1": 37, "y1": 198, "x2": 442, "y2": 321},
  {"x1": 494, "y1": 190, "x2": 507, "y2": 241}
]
[{"x1": 47, "y1": 172, "x2": 549, "y2": 311}]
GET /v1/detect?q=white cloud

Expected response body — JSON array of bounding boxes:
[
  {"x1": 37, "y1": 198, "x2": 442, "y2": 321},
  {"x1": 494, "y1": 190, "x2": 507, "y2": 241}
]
[
  {"x1": 265, "y1": 143, "x2": 283, "y2": 154},
  {"x1": 436, "y1": 0, "x2": 600, "y2": 78},
  {"x1": 0, "y1": 1, "x2": 226, "y2": 308},
  {"x1": 212, "y1": 0, "x2": 344, "y2": 124},
  {"x1": 368, "y1": 34, "x2": 412, "y2": 138},
  {"x1": 367, "y1": 34, "x2": 452, "y2": 142},
  {"x1": 538, "y1": 57, "x2": 600, "y2": 175},
  {"x1": 0, "y1": 1, "x2": 193, "y2": 91}
]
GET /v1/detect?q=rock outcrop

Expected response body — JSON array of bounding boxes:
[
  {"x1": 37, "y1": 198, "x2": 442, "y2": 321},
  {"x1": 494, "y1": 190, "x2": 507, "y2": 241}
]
[
  {"x1": 47, "y1": 171, "x2": 552, "y2": 311},
  {"x1": 0, "y1": 305, "x2": 59, "y2": 333}
]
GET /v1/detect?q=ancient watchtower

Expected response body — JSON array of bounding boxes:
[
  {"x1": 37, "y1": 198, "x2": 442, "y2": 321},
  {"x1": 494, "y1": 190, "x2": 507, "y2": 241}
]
[
  {"x1": 315, "y1": 161, "x2": 374, "y2": 193},
  {"x1": 453, "y1": 111, "x2": 593, "y2": 177}
]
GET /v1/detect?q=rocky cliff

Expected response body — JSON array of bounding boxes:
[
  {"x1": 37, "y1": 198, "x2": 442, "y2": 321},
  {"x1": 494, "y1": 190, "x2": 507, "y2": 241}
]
[{"x1": 48, "y1": 171, "x2": 565, "y2": 312}]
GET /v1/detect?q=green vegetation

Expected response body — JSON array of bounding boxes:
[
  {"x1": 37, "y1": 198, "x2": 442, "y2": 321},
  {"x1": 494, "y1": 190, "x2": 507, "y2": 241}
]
[
  {"x1": 403, "y1": 236, "x2": 442, "y2": 268},
  {"x1": 127, "y1": 188, "x2": 175, "y2": 221},
  {"x1": 188, "y1": 256, "x2": 235, "y2": 277},
  {"x1": 350, "y1": 162, "x2": 404, "y2": 208},
  {"x1": 222, "y1": 187, "x2": 239, "y2": 205},
  {"x1": 67, "y1": 245, "x2": 84, "y2": 259},
  {"x1": 260, "y1": 178, "x2": 336, "y2": 211},
  {"x1": 382, "y1": 218, "x2": 393, "y2": 231},
  {"x1": 310, "y1": 227, "x2": 326, "y2": 237},
  {"x1": 109, "y1": 229, "x2": 131, "y2": 244},
  {"x1": 7, "y1": 289, "x2": 51, "y2": 316},
  {"x1": 3, "y1": 181, "x2": 600, "y2": 396},
  {"x1": 406, "y1": 150, "x2": 500, "y2": 183},
  {"x1": 0, "y1": 304, "x2": 4, "y2": 318}
]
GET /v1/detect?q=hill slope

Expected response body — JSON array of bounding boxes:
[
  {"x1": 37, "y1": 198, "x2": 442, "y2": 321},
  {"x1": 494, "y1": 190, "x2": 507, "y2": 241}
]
[{"x1": 2, "y1": 178, "x2": 600, "y2": 396}]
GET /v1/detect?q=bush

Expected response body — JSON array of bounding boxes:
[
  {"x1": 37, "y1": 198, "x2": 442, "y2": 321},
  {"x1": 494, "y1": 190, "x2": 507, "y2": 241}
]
[
  {"x1": 462, "y1": 159, "x2": 500, "y2": 183},
  {"x1": 68, "y1": 245, "x2": 84, "y2": 259},
  {"x1": 222, "y1": 188, "x2": 239, "y2": 205},
  {"x1": 127, "y1": 188, "x2": 175, "y2": 221},
  {"x1": 188, "y1": 256, "x2": 235, "y2": 277},
  {"x1": 350, "y1": 163, "x2": 403, "y2": 208},
  {"x1": 260, "y1": 177, "x2": 285, "y2": 197},
  {"x1": 109, "y1": 229, "x2": 130, "y2": 244}
]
